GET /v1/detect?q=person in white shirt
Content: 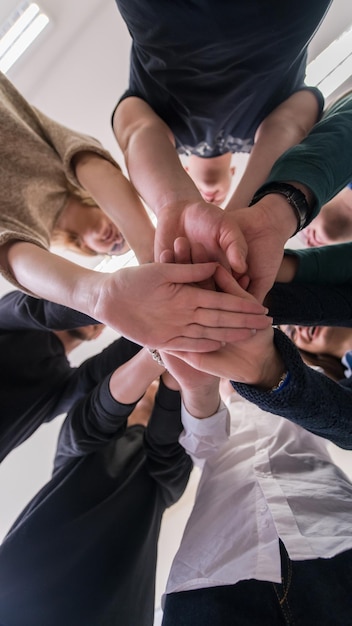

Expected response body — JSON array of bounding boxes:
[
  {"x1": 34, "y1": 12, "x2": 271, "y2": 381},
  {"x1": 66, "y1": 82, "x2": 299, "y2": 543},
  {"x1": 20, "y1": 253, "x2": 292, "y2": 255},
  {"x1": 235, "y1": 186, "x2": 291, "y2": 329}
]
[{"x1": 160, "y1": 353, "x2": 352, "y2": 626}]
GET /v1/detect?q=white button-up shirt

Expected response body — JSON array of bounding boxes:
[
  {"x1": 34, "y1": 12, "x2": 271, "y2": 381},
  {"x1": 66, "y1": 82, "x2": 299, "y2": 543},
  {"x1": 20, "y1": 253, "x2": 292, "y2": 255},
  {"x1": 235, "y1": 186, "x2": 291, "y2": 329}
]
[{"x1": 164, "y1": 394, "x2": 352, "y2": 597}]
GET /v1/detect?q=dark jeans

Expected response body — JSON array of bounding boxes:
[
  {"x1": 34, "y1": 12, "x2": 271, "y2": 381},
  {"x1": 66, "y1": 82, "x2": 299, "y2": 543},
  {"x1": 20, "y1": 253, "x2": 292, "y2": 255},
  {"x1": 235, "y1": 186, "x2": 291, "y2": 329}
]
[{"x1": 162, "y1": 543, "x2": 352, "y2": 626}]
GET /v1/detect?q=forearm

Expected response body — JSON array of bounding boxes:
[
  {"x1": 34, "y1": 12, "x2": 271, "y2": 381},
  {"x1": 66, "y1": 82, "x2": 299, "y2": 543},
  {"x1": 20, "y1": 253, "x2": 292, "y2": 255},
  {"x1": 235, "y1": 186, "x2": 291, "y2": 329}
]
[
  {"x1": 144, "y1": 379, "x2": 192, "y2": 507},
  {"x1": 5, "y1": 241, "x2": 100, "y2": 309},
  {"x1": 267, "y1": 281, "x2": 352, "y2": 327},
  {"x1": 231, "y1": 329, "x2": 352, "y2": 449},
  {"x1": 73, "y1": 151, "x2": 155, "y2": 264},
  {"x1": 267, "y1": 93, "x2": 352, "y2": 217},
  {"x1": 227, "y1": 91, "x2": 321, "y2": 211},
  {"x1": 0, "y1": 290, "x2": 98, "y2": 331},
  {"x1": 55, "y1": 348, "x2": 164, "y2": 469},
  {"x1": 108, "y1": 347, "x2": 164, "y2": 405},
  {"x1": 113, "y1": 98, "x2": 202, "y2": 218}
]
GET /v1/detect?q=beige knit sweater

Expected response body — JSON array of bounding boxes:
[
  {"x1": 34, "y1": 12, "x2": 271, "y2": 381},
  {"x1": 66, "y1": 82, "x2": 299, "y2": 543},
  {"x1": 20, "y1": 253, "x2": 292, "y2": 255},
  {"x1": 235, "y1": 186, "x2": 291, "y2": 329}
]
[{"x1": 0, "y1": 71, "x2": 117, "y2": 288}]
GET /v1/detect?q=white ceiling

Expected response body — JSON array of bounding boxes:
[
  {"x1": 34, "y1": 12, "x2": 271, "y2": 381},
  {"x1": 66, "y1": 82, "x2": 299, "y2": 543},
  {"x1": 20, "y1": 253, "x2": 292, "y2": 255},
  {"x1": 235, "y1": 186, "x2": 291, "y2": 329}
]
[{"x1": 1, "y1": 1, "x2": 352, "y2": 621}]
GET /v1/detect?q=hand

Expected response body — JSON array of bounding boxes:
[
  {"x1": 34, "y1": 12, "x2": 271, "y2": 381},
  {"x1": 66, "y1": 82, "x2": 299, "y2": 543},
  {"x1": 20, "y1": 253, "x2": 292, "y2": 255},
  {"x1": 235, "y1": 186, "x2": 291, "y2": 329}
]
[
  {"x1": 156, "y1": 196, "x2": 296, "y2": 303},
  {"x1": 223, "y1": 197, "x2": 297, "y2": 302},
  {"x1": 155, "y1": 200, "x2": 248, "y2": 274},
  {"x1": 164, "y1": 324, "x2": 285, "y2": 390},
  {"x1": 94, "y1": 261, "x2": 271, "y2": 352}
]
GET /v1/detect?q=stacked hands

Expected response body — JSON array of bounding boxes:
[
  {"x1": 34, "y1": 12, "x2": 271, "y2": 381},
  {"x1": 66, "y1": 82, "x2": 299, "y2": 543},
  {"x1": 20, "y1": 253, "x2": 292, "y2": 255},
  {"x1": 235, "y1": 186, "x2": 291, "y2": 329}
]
[
  {"x1": 149, "y1": 232, "x2": 286, "y2": 414},
  {"x1": 93, "y1": 194, "x2": 293, "y2": 405}
]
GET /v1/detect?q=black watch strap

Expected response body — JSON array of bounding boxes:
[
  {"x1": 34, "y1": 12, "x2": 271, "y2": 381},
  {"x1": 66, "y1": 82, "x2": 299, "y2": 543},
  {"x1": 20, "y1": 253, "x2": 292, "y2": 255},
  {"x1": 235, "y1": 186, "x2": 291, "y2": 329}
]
[{"x1": 249, "y1": 182, "x2": 311, "y2": 235}]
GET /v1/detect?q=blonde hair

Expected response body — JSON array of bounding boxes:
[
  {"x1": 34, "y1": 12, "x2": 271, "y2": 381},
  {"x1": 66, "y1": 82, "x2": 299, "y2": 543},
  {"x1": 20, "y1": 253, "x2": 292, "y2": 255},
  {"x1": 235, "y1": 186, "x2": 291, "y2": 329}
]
[{"x1": 51, "y1": 185, "x2": 99, "y2": 256}]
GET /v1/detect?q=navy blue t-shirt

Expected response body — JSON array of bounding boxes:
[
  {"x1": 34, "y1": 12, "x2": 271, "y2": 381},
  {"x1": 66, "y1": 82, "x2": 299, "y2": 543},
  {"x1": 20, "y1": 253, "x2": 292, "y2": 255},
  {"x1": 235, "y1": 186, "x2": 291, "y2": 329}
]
[{"x1": 114, "y1": 0, "x2": 330, "y2": 157}]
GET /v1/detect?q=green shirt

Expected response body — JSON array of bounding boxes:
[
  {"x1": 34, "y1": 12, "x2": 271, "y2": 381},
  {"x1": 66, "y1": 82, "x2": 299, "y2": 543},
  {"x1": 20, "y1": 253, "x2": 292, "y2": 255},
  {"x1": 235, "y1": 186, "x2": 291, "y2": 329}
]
[{"x1": 268, "y1": 92, "x2": 352, "y2": 218}]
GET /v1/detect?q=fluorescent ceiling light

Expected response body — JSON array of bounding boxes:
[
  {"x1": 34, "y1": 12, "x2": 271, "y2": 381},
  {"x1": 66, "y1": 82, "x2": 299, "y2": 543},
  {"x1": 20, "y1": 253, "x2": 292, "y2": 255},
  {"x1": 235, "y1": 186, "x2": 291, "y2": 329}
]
[
  {"x1": 306, "y1": 25, "x2": 352, "y2": 98},
  {"x1": 0, "y1": 2, "x2": 50, "y2": 73}
]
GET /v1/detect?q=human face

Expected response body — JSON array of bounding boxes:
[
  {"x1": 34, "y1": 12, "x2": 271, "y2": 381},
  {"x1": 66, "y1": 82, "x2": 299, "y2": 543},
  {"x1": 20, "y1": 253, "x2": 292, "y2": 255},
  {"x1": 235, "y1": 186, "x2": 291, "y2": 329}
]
[
  {"x1": 58, "y1": 200, "x2": 130, "y2": 256},
  {"x1": 76, "y1": 207, "x2": 129, "y2": 255},
  {"x1": 301, "y1": 188, "x2": 352, "y2": 247},
  {"x1": 185, "y1": 154, "x2": 235, "y2": 205},
  {"x1": 280, "y1": 324, "x2": 352, "y2": 359}
]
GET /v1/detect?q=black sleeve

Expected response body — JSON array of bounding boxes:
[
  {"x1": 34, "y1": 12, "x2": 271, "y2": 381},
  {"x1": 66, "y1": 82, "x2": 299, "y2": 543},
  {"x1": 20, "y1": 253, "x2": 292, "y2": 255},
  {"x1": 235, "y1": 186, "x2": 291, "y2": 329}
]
[
  {"x1": 144, "y1": 380, "x2": 193, "y2": 508},
  {"x1": 0, "y1": 290, "x2": 98, "y2": 331},
  {"x1": 231, "y1": 329, "x2": 352, "y2": 449},
  {"x1": 267, "y1": 282, "x2": 352, "y2": 327},
  {"x1": 46, "y1": 337, "x2": 142, "y2": 419},
  {"x1": 53, "y1": 374, "x2": 138, "y2": 473}
]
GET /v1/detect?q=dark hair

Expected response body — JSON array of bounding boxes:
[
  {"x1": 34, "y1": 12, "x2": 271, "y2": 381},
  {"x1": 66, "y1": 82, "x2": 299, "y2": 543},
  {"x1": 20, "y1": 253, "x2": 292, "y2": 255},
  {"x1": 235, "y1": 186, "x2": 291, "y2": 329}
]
[
  {"x1": 298, "y1": 348, "x2": 345, "y2": 382},
  {"x1": 322, "y1": 209, "x2": 351, "y2": 242}
]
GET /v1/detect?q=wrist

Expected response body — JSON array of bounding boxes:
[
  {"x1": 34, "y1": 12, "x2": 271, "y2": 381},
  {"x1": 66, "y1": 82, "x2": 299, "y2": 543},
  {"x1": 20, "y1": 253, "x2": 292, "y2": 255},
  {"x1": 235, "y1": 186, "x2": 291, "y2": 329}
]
[
  {"x1": 253, "y1": 348, "x2": 287, "y2": 391},
  {"x1": 155, "y1": 193, "x2": 203, "y2": 220},
  {"x1": 182, "y1": 383, "x2": 220, "y2": 419},
  {"x1": 109, "y1": 348, "x2": 164, "y2": 404},
  {"x1": 249, "y1": 182, "x2": 314, "y2": 236}
]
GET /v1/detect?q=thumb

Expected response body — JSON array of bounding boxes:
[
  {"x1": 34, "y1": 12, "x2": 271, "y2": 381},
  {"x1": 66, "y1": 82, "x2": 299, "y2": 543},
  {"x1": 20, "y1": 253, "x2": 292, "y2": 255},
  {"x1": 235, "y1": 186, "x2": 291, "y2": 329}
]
[{"x1": 219, "y1": 222, "x2": 248, "y2": 276}]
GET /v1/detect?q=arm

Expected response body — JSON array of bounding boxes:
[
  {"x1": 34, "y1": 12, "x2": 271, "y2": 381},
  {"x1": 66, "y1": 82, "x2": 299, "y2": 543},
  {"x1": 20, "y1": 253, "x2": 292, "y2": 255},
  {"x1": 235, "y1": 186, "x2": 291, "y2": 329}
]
[
  {"x1": 276, "y1": 243, "x2": 352, "y2": 285},
  {"x1": 0, "y1": 290, "x2": 98, "y2": 331},
  {"x1": 113, "y1": 97, "x2": 248, "y2": 271},
  {"x1": 34, "y1": 106, "x2": 155, "y2": 264},
  {"x1": 266, "y1": 92, "x2": 352, "y2": 216},
  {"x1": 3, "y1": 241, "x2": 269, "y2": 352},
  {"x1": 230, "y1": 329, "x2": 352, "y2": 450},
  {"x1": 143, "y1": 375, "x2": 193, "y2": 507},
  {"x1": 266, "y1": 242, "x2": 352, "y2": 326},
  {"x1": 226, "y1": 89, "x2": 322, "y2": 210},
  {"x1": 219, "y1": 92, "x2": 352, "y2": 302},
  {"x1": 267, "y1": 282, "x2": 352, "y2": 328},
  {"x1": 160, "y1": 351, "x2": 229, "y2": 463},
  {"x1": 72, "y1": 151, "x2": 155, "y2": 264},
  {"x1": 168, "y1": 328, "x2": 352, "y2": 449},
  {"x1": 54, "y1": 347, "x2": 165, "y2": 470},
  {"x1": 51, "y1": 337, "x2": 142, "y2": 418}
]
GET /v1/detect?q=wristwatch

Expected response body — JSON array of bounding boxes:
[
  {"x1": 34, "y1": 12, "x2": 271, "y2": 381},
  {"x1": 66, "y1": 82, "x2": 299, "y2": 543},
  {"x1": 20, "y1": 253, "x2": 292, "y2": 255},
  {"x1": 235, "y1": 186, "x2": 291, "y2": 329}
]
[{"x1": 249, "y1": 182, "x2": 312, "y2": 235}]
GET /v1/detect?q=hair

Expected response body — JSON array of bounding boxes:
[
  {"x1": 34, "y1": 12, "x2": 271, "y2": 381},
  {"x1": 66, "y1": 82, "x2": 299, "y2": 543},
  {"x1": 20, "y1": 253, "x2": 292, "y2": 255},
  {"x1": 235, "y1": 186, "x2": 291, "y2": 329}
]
[
  {"x1": 298, "y1": 348, "x2": 345, "y2": 382},
  {"x1": 323, "y1": 210, "x2": 351, "y2": 241},
  {"x1": 50, "y1": 228, "x2": 99, "y2": 256},
  {"x1": 51, "y1": 184, "x2": 99, "y2": 256}
]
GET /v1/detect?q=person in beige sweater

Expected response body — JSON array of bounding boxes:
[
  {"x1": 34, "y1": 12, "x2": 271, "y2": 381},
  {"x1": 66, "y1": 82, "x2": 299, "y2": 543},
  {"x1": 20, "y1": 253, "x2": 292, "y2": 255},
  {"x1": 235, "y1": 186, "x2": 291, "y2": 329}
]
[
  {"x1": 0, "y1": 72, "x2": 268, "y2": 352},
  {"x1": 0, "y1": 71, "x2": 154, "y2": 264}
]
